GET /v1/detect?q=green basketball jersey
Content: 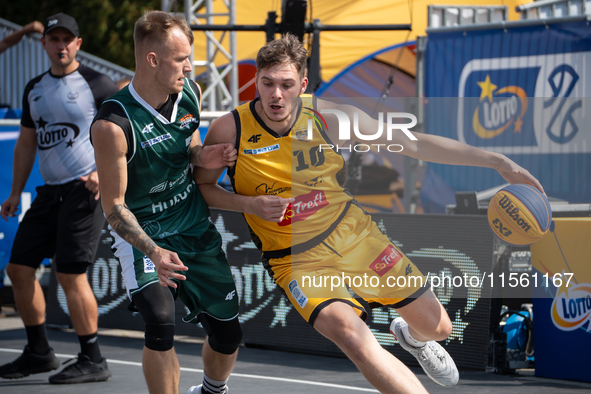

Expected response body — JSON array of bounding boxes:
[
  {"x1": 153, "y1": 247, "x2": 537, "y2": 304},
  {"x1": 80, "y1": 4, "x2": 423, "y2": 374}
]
[{"x1": 104, "y1": 80, "x2": 210, "y2": 239}]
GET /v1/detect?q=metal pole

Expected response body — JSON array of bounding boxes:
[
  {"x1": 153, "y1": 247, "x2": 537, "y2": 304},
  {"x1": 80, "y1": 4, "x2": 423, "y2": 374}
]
[
  {"x1": 229, "y1": 0, "x2": 238, "y2": 108},
  {"x1": 184, "y1": 0, "x2": 196, "y2": 81},
  {"x1": 206, "y1": 0, "x2": 216, "y2": 111}
]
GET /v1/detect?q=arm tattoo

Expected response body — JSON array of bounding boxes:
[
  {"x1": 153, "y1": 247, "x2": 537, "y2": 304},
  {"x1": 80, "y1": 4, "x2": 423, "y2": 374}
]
[{"x1": 107, "y1": 204, "x2": 157, "y2": 257}]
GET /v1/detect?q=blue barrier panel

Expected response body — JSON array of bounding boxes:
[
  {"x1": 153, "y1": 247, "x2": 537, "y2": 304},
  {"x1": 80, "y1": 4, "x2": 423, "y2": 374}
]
[{"x1": 0, "y1": 125, "x2": 46, "y2": 285}]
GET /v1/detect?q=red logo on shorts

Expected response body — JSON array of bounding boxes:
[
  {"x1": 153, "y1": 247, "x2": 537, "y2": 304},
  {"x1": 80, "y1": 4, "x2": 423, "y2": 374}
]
[
  {"x1": 369, "y1": 245, "x2": 402, "y2": 277},
  {"x1": 278, "y1": 190, "x2": 328, "y2": 226}
]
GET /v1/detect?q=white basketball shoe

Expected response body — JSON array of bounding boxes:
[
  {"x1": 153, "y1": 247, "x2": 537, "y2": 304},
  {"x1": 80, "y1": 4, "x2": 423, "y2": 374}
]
[{"x1": 390, "y1": 317, "x2": 459, "y2": 386}]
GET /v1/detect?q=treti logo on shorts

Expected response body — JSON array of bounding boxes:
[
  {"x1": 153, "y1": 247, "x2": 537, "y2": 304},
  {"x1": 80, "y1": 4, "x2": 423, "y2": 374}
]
[{"x1": 370, "y1": 245, "x2": 402, "y2": 277}]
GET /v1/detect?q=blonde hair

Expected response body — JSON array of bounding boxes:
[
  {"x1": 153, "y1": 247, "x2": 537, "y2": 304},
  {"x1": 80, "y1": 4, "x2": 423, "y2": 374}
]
[{"x1": 134, "y1": 10, "x2": 193, "y2": 51}]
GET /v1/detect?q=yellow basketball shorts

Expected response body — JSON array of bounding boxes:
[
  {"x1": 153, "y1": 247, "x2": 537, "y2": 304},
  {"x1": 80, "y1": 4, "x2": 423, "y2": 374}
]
[{"x1": 267, "y1": 204, "x2": 429, "y2": 325}]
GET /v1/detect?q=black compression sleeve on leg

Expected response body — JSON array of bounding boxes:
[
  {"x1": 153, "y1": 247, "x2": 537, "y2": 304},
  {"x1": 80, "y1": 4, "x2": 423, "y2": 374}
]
[
  {"x1": 132, "y1": 284, "x2": 176, "y2": 351},
  {"x1": 198, "y1": 314, "x2": 242, "y2": 355}
]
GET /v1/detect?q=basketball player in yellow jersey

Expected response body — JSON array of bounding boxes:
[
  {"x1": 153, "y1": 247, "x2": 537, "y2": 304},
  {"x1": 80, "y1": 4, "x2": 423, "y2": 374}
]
[{"x1": 195, "y1": 34, "x2": 545, "y2": 393}]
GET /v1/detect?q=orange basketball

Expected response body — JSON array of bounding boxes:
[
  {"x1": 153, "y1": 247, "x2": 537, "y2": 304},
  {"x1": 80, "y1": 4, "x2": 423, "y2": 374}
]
[{"x1": 487, "y1": 184, "x2": 551, "y2": 246}]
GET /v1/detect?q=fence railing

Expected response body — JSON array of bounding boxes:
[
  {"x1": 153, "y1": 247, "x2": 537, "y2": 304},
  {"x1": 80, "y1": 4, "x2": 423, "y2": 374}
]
[{"x1": 1, "y1": 17, "x2": 134, "y2": 110}]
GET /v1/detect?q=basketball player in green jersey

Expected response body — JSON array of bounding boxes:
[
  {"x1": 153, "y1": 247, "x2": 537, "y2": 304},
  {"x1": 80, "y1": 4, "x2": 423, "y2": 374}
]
[
  {"x1": 195, "y1": 34, "x2": 545, "y2": 393},
  {"x1": 91, "y1": 11, "x2": 241, "y2": 394}
]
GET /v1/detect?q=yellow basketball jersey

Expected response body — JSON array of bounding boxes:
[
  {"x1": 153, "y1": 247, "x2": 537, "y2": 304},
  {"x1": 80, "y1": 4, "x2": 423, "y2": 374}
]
[{"x1": 229, "y1": 95, "x2": 353, "y2": 254}]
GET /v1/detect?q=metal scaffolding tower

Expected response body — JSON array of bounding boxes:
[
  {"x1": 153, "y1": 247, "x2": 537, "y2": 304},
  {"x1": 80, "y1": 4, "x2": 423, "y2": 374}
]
[{"x1": 173, "y1": 0, "x2": 239, "y2": 112}]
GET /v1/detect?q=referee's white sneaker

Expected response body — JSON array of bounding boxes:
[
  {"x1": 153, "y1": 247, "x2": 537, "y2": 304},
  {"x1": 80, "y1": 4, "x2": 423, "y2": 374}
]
[{"x1": 391, "y1": 317, "x2": 459, "y2": 387}]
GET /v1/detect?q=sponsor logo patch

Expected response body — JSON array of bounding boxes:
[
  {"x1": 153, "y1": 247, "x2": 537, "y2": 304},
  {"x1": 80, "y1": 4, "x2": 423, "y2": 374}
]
[
  {"x1": 143, "y1": 256, "x2": 155, "y2": 273},
  {"x1": 255, "y1": 182, "x2": 291, "y2": 196},
  {"x1": 142, "y1": 133, "x2": 172, "y2": 148},
  {"x1": 149, "y1": 181, "x2": 167, "y2": 193},
  {"x1": 180, "y1": 113, "x2": 198, "y2": 129},
  {"x1": 243, "y1": 144, "x2": 279, "y2": 155},
  {"x1": 295, "y1": 128, "x2": 309, "y2": 142},
  {"x1": 304, "y1": 176, "x2": 323, "y2": 187},
  {"x1": 225, "y1": 290, "x2": 236, "y2": 300},
  {"x1": 248, "y1": 134, "x2": 261, "y2": 143},
  {"x1": 142, "y1": 123, "x2": 155, "y2": 134},
  {"x1": 369, "y1": 245, "x2": 402, "y2": 277},
  {"x1": 278, "y1": 190, "x2": 328, "y2": 226},
  {"x1": 36, "y1": 117, "x2": 80, "y2": 150},
  {"x1": 288, "y1": 279, "x2": 308, "y2": 308}
]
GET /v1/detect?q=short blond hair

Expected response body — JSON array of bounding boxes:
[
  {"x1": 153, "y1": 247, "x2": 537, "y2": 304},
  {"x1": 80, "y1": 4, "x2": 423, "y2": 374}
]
[{"x1": 134, "y1": 10, "x2": 193, "y2": 51}]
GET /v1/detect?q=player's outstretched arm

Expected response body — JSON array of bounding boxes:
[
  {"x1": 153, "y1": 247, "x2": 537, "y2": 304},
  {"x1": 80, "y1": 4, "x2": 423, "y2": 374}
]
[
  {"x1": 404, "y1": 133, "x2": 544, "y2": 193},
  {"x1": 195, "y1": 114, "x2": 293, "y2": 222},
  {"x1": 319, "y1": 99, "x2": 544, "y2": 194},
  {"x1": 91, "y1": 120, "x2": 187, "y2": 288}
]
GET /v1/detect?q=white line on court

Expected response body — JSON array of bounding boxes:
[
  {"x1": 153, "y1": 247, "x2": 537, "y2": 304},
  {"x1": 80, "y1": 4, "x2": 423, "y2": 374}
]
[{"x1": 0, "y1": 348, "x2": 378, "y2": 392}]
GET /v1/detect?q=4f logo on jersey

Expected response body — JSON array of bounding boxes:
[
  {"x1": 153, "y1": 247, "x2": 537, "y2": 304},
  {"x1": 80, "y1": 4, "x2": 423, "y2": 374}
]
[
  {"x1": 248, "y1": 134, "x2": 262, "y2": 143},
  {"x1": 180, "y1": 113, "x2": 198, "y2": 129},
  {"x1": 304, "y1": 176, "x2": 324, "y2": 187},
  {"x1": 142, "y1": 123, "x2": 155, "y2": 134}
]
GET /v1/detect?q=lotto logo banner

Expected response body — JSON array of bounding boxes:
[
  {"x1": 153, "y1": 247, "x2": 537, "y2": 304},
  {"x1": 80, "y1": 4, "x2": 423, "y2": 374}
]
[
  {"x1": 551, "y1": 283, "x2": 591, "y2": 331},
  {"x1": 531, "y1": 218, "x2": 591, "y2": 332},
  {"x1": 530, "y1": 218, "x2": 591, "y2": 382},
  {"x1": 457, "y1": 54, "x2": 591, "y2": 154}
]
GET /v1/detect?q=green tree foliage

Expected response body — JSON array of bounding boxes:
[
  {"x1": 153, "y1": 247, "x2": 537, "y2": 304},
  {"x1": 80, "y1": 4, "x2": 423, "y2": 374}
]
[{"x1": 1, "y1": 0, "x2": 168, "y2": 71}]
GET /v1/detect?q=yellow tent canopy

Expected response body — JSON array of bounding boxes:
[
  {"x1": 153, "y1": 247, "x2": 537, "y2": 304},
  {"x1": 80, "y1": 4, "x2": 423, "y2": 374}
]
[{"x1": 191, "y1": 0, "x2": 531, "y2": 90}]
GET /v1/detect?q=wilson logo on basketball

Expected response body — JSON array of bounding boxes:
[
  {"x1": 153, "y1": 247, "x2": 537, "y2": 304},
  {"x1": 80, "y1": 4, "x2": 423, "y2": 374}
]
[
  {"x1": 370, "y1": 245, "x2": 402, "y2": 277},
  {"x1": 278, "y1": 190, "x2": 328, "y2": 226},
  {"x1": 497, "y1": 195, "x2": 532, "y2": 232}
]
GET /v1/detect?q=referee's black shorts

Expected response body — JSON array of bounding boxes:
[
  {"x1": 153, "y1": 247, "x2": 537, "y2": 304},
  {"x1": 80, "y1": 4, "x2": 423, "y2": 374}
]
[{"x1": 10, "y1": 179, "x2": 104, "y2": 274}]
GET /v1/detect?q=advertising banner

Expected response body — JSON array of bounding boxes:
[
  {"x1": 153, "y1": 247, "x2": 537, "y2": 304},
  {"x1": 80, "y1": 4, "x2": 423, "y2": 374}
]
[
  {"x1": 423, "y1": 19, "x2": 591, "y2": 212},
  {"x1": 531, "y1": 218, "x2": 591, "y2": 383}
]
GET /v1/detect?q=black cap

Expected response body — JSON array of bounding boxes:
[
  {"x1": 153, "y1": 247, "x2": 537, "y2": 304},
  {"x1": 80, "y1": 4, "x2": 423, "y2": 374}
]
[{"x1": 44, "y1": 13, "x2": 79, "y2": 37}]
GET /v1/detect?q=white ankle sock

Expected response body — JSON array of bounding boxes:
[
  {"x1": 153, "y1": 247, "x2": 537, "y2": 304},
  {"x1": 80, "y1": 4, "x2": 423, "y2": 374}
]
[
  {"x1": 401, "y1": 324, "x2": 427, "y2": 348},
  {"x1": 202, "y1": 373, "x2": 228, "y2": 394}
]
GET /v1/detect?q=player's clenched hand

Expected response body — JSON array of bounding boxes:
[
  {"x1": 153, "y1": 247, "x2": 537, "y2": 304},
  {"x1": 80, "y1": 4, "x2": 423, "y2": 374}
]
[
  {"x1": 249, "y1": 196, "x2": 294, "y2": 222},
  {"x1": 199, "y1": 143, "x2": 237, "y2": 169},
  {"x1": 80, "y1": 171, "x2": 100, "y2": 200},
  {"x1": 150, "y1": 247, "x2": 189, "y2": 288},
  {"x1": 0, "y1": 195, "x2": 20, "y2": 221}
]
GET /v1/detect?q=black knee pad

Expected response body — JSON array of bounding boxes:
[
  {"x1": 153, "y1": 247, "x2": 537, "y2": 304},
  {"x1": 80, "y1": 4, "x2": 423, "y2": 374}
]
[
  {"x1": 199, "y1": 314, "x2": 242, "y2": 355},
  {"x1": 133, "y1": 284, "x2": 176, "y2": 352},
  {"x1": 145, "y1": 323, "x2": 175, "y2": 351}
]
